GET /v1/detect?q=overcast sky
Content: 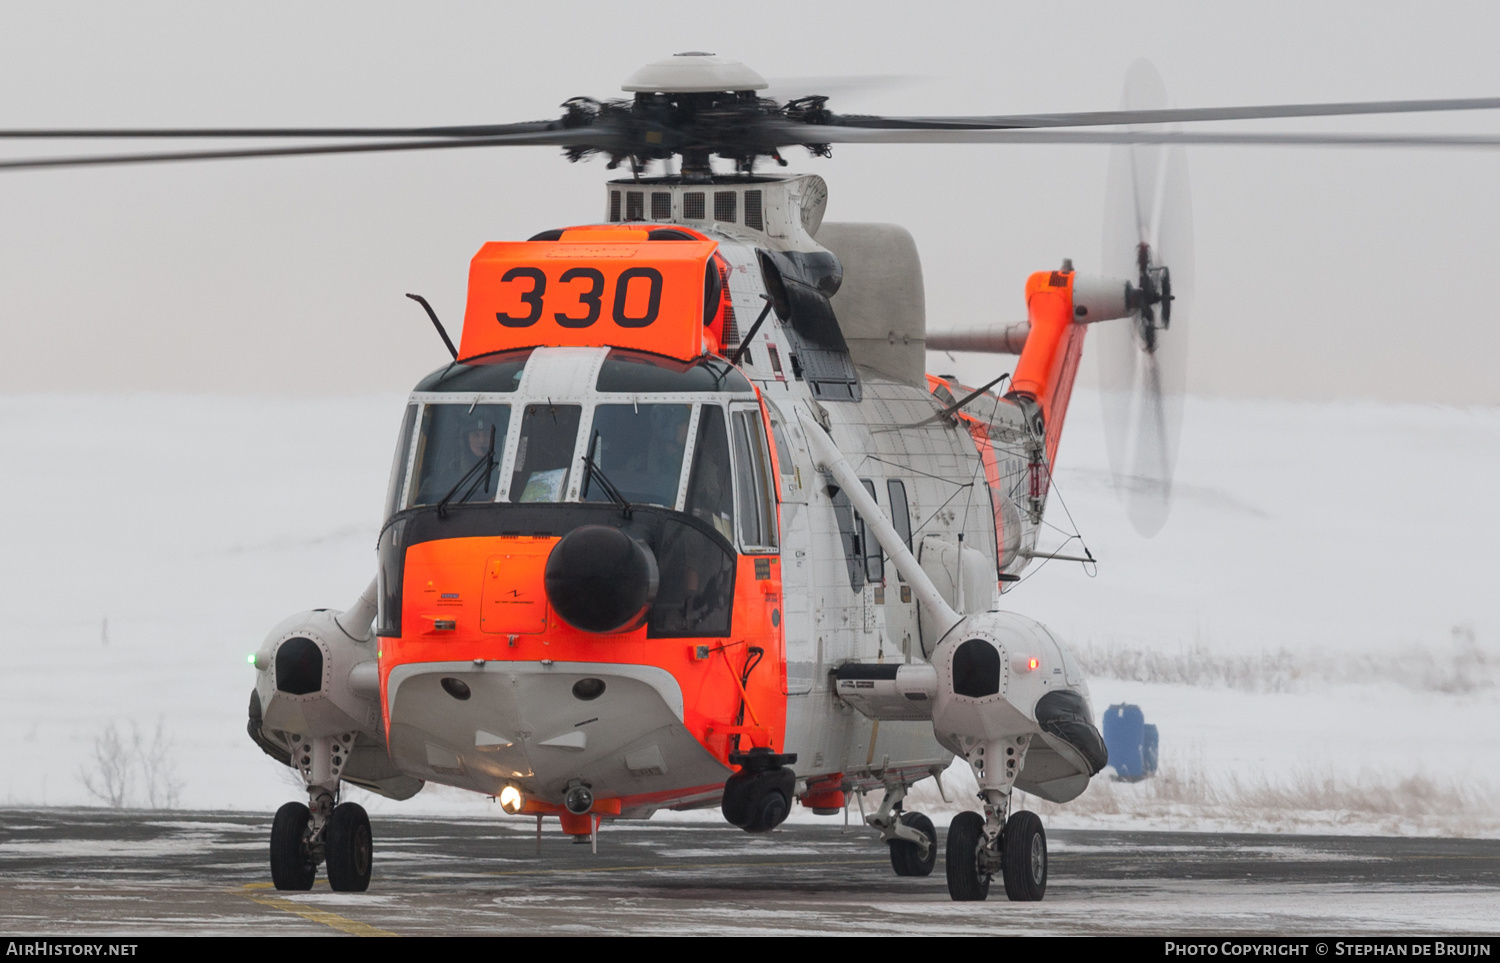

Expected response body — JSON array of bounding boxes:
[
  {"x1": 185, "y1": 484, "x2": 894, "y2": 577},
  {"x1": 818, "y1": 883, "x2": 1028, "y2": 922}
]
[{"x1": 2, "y1": 1, "x2": 1499, "y2": 402}]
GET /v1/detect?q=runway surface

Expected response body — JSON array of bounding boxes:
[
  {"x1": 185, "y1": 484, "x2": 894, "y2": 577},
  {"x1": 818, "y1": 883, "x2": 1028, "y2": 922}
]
[{"x1": 1, "y1": 809, "x2": 1497, "y2": 936}]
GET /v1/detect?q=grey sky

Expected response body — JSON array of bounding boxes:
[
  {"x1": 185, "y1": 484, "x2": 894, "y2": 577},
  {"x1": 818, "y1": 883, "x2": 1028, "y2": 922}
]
[{"x1": 2, "y1": 1, "x2": 1498, "y2": 402}]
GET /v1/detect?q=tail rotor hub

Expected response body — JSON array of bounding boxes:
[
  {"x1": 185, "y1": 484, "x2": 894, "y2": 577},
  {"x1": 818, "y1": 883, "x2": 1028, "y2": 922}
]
[{"x1": 1125, "y1": 242, "x2": 1174, "y2": 352}]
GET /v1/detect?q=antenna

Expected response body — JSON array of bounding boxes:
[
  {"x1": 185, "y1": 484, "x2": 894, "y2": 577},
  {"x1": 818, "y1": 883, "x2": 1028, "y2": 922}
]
[{"x1": 405, "y1": 293, "x2": 459, "y2": 361}]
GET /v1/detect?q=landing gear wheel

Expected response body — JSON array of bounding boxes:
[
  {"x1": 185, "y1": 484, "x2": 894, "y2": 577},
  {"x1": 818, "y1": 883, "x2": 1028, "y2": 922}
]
[
  {"x1": 270, "y1": 801, "x2": 315, "y2": 891},
  {"x1": 325, "y1": 802, "x2": 373, "y2": 892},
  {"x1": 944, "y1": 810, "x2": 991, "y2": 901},
  {"x1": 1001, "y1": 810, "x2": 1047, "y2": 902},
  {"x1": 888, "y1": 812, "x2": 937, "y2": 877},
  {"x1": 741, "y1": 788, "x2": 790, "y2": 833}
]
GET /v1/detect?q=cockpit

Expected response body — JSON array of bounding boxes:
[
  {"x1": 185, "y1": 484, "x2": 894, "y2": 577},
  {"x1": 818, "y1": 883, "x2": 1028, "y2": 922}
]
[{"x1": 375, "y1": 346, "x2": 779, "y2": 640}]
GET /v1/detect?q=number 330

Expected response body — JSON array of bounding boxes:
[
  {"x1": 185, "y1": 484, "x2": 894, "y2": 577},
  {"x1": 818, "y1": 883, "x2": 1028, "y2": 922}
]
[{"x1": 496, "y1": 267, "x2": 662, "y2": 328}]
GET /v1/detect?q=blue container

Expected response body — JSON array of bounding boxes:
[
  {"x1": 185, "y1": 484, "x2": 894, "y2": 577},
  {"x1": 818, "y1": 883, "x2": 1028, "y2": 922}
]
[
  {"x1": 1102, "y1": 703, "x2": 1156, "y2": 781},
  {"x1": 1142, "y1": 723, "x2": 1159, "y2": 776}
]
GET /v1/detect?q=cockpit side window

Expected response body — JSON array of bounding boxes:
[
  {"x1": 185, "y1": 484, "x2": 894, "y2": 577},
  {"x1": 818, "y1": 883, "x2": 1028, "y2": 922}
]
[
  {"x1": 583, "y1": 404, "x2": 692, "y2": 509},
  {"x1": 731, "y1": 407, "x2": 779, "y2": 552},
  {"x1": 685, "y1": 405, "x2": 734, "y2": 541},
  {"x1": 407, "y1": 403, "x2": 511, "y2": 509},
  {"x1": 509, "y1": 403, "x2": 583, "y2": 503},
  {"x1": 384, "y1": 404, "x2": 418, "y2": 519}
]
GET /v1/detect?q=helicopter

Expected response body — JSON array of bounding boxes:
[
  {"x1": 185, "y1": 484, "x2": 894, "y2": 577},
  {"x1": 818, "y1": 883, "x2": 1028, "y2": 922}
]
[{"x1": 12, "y1": 51, "x2": 1500, "y2": 903}]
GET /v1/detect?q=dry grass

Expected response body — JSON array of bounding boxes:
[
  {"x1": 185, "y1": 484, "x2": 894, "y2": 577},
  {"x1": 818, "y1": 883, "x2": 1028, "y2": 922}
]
[{"x1": 1074, "y1": 624, "x2": 1496, "y2": 694}]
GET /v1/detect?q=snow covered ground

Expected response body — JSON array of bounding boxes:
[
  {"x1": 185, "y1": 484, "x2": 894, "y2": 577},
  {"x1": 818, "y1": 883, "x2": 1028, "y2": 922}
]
[{"x1": 0, "y1": 389, "x2": 1494, "y2": 837}]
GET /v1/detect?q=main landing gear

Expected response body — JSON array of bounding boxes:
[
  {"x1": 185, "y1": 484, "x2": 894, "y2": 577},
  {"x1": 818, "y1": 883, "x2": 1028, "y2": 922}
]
[
  {"x1": 269, "y1": 732, "x2": 373, "y2": 892},
  {"x1": 722, "y1": 748, "x2": 799, "y2": 833},
  {"x1": 865, "y1": 783, "x2": 938, "y2": 878}
]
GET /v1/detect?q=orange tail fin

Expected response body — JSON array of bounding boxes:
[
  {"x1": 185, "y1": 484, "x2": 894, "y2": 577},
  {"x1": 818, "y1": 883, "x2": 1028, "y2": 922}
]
[{"x1": 1009, "y1": 269, "x2": 1086, "y2": 468}]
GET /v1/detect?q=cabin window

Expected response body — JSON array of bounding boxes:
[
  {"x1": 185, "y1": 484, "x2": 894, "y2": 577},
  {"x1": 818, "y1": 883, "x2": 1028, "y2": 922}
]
[
  {"x1": 828, "y1": 477, "x2": 883, "y2": 591},
  {"x1": 384, "y1": 404, "x2": 418, "y2": 519},
  {"x1": 731, "y1": 407, "x2": 778, "y2": 552},
  {"x1": 887, "y1": 479, "x2": 912, "y2": 581},
  {"x1": 827, "y1": 482, "x2": 862, "y2": 592},
  {"x1": 581, "y1": 404, "x2": 691, "y2": 509},
  {"x1": 509, "y1": 403, "x2": 582, "y2": 503},
  {"x1": 685, "y1": 405, "x2": 734, "y2": 542},
  {"x1": 858, "y1": 479, "x2": 884, "y2": 582},
  {"x1": 406, "y1": 403, "x2": 510, "y2": 509}
]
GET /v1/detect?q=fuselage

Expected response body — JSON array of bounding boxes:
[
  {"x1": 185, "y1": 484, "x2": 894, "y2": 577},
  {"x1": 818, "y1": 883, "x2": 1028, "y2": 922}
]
[{"x1": 369, "y1": 188, "x2": 1067, "y2": 823}]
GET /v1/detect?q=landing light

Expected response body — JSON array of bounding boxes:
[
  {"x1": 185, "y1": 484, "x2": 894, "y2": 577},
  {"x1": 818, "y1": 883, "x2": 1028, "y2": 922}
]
[{"x1": 499, "y1": 785, "x2": 525, "y2": 814}]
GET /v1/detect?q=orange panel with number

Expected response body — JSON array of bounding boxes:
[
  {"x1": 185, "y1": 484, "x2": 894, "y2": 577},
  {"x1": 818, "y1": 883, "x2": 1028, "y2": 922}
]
[{"x1": 459, "y1": 226, "x2": 718, "y2": 362}]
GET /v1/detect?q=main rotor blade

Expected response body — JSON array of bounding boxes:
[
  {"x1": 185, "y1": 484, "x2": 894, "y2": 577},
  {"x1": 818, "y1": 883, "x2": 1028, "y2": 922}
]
[
  {"x1": 831, "y1": 95, "x2": 1500, "y2": 130},
  {"x1": 780, "y1": 125, "x2": 1500, "y2": 149},
  {"x1": 0, "y1": 130, "x2": 622, "y2": 171},
  {"x1": 0, "y1": 122, "x2": 564, "y2": 140}
]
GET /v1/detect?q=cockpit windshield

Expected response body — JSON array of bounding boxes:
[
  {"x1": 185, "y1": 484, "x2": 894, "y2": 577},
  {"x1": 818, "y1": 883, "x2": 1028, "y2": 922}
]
[
  {"x1": 390, "y1": 348, "x2": 776, "y2": 553},
  {"x1": 407, "y1": 404, "x2": 510, "y2": 509},
  {"x1": 510, "y1": 403, "x2": 582, "y2": 503},
  {"x1": 582, "y1": 404, "x2": 691, "y2": 508}
]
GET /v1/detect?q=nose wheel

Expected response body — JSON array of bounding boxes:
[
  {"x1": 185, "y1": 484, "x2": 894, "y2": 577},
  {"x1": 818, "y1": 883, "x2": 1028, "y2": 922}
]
[
  {"x1": 1000, "y1": 810, "x2": 1047, "y2": 902},
  {"x1": 269, "y1": 799, "x2": 373, "y2": 892},
  {"x1": 325, "y1": 802, "x2": 373, "y2": 891},
  {"x1": 944, "y1": 808, "x2": 1047, "y2": 902},
  {"x1": 270, "y1": 801, "x2": 316, "y2": 891}
]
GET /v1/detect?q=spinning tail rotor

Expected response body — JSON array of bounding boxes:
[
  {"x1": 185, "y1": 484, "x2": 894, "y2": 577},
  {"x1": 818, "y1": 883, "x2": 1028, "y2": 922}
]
[{"x1": 1096, "y1": 60, "x2": 1195, "y2": 537}]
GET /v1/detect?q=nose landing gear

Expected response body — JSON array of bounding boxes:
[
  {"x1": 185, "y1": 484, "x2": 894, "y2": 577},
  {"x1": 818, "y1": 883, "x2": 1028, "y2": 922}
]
[
  {"x1": 945, "y1": 807, "x2": 1048, "y2": 902},
  {"x1": 268, "y1": 732, "x2": 373, "y2": 892}
]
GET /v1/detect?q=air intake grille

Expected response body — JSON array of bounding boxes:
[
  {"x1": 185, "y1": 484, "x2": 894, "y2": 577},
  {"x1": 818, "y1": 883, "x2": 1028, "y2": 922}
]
[
  {"x1": 625, "y1": 191, "x2": 644, "y2": 221},
  {"x1": 683, "y1": 192, "x2": 705, "y2": 219},
  {"x1": 744, "y1": 190, "x2": 763, "y2": 231},
  {"x1": 713, "y1": 191, "x2": 737, "y2": 223},
  {"x1": 651, "y1": 192, "x2": 672, "y2": 220},
  {"x1": 609, "y1": 191, "x2": 621, "y2": 222}
]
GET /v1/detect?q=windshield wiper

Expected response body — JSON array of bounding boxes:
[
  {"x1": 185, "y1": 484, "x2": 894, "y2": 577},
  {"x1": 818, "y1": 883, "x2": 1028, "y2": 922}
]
[
  {"x1": 436, "y1": 424, "x2": 496, "y2": 518},
  {"x1": 581, "y1": 429, "x2": 632, "y2": 519}
]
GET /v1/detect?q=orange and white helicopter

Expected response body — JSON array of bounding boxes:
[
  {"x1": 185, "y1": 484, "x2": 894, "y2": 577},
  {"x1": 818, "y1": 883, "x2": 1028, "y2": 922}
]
[{"x1": 13, "y1": 52, "x2": 1499, "y2": 903}]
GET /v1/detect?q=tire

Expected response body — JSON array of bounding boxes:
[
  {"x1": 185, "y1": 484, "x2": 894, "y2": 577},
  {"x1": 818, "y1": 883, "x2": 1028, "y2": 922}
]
[
  {"x1": 1001, "y1": 810, "x2": 1047, "y2": 902},
  {"x1": 944, "y1": 811, "x2": 990, "y2": 901},
  {"x1": 742, "y1": 787, "x2": 790, "y2": 834},
  {"x1": 325, "y1": 802, "x2": 373, "y2": 892},
  {"x1": 888, "y1": 812, "x2": 937, "y2": 877},
  {"x1": 270, "y1": 802, "x2": 315, "y2": 891}
]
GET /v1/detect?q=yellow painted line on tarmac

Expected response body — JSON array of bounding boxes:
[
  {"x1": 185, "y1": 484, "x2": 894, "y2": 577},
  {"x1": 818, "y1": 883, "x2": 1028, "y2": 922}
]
[{"x1": 241, "y1": 884, "x2": 398, "y2": 937}]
